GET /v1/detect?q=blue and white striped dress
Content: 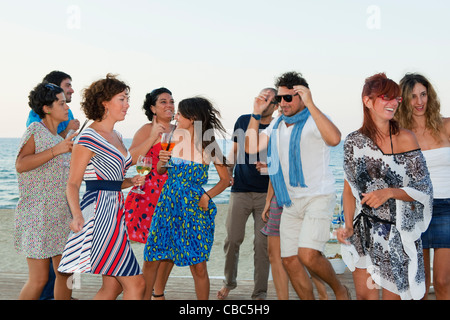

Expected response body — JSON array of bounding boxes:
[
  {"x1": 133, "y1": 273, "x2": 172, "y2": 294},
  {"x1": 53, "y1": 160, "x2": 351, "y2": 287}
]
[{"x1": 58, "y1": 128, "x2": 141, "y2": 276}]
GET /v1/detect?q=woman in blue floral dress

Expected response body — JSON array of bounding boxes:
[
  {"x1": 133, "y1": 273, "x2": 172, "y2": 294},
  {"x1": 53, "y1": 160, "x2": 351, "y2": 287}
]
[{"x1": 143, "y1": 97, "x2": 230, "y2": 300}]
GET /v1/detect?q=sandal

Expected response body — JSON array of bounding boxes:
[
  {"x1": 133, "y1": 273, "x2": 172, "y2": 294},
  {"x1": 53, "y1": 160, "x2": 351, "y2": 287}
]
[{"x1": 152, "y1": 291, "x2": 165, "y2": 300}]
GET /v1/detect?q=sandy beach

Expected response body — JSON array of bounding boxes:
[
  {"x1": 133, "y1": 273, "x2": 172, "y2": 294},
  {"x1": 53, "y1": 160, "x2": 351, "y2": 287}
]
[{"x1": 0, "y1": 205, "x2": 340, "y2": 279}]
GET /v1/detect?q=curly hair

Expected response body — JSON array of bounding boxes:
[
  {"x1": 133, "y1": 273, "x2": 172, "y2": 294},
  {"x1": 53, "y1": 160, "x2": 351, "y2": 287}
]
[
  {"x1": 395, "y1": 73, "x2": 443, "y2": 141},
  {"x1": 28, "y1": 82, "x2": 64, "y2": 119},
  {"x1": 142, "y1": 87, "x2": 172, "y2": 121},
  {"x1": 275, "y1": 71, "x2": 309, "y2": 89},
  {"x1": 81, "y1": 73, "x2": 130, "y2": 121},
  {"x1": 360, "y1": 73, "x2": 400, "y2": 142}
]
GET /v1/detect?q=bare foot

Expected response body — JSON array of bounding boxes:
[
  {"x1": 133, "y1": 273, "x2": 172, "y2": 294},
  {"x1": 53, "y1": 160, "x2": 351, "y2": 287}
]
[{"x1": 217, "y1": 287, "x2": 230, "y2": 300}]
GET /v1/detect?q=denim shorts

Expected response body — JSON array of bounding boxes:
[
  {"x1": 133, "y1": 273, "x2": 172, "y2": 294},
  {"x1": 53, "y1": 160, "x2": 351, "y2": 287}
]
[{"x1": 422, "y1": 198, "x2": 450, "y2": 249}]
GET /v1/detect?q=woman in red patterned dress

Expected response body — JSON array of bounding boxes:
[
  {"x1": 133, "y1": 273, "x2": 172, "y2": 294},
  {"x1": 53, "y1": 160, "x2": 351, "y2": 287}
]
[{"x1": 124, "y1": 88, "x2": 176, "y2": 299}]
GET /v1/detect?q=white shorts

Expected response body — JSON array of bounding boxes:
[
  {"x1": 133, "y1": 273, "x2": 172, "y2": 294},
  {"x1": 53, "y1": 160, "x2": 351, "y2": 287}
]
[{"x1": 280, "y1": 194, "x2": 335, "y2": 257}]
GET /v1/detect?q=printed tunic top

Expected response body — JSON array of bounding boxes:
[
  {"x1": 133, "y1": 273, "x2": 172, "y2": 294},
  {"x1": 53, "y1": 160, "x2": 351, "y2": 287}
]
[{"x1": 342, "y1": 131, "x2": 432, "y2": 300}]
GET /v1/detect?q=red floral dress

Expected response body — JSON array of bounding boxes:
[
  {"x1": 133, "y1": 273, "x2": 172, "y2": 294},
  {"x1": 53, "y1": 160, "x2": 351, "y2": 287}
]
[{"x1": 124, "y1": 143, "x2": 168, "y2": 243}]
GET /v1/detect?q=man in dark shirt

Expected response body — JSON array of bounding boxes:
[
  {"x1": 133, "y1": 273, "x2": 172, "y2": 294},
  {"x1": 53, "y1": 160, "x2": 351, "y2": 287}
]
[{"x1": 217, "y1": 88, "x2": 278, "y2": 300}]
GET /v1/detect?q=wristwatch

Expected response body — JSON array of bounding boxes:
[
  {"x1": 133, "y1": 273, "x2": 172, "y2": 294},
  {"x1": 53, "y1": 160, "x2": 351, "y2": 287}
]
[{"x1": 251, "y1": 113, "x2": 262, "y2": 120}]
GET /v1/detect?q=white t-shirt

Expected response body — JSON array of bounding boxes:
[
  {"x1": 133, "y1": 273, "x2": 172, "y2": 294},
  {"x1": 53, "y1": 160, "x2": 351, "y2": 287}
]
[{"x1": 262, "y1": 115, "x2": 336, "y2": 198}]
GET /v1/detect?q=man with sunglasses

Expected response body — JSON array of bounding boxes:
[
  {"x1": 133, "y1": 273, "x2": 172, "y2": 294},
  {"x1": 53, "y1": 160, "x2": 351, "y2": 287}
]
[
  {"x1": 217, "y1": 88, "x2": 278, "y2": 300},
  {"x1": 245, "y1": 71, "x2": 350, "y2": 300}
]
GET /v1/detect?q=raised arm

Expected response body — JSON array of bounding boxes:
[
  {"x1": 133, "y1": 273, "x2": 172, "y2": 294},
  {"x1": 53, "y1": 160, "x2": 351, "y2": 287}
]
[
  {"x1": 16, "y1": 133, "x2": 75, "y2": 173},
  {"x1": 293, "y1": 85, "x2": 341, "y2": 146},
  {"x1": 245, "y1": 92, "x2": 271, "y2": 154}
]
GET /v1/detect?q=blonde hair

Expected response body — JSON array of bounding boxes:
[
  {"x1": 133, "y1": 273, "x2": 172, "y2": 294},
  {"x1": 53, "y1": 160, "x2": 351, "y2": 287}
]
[{"x1": 396, "y1": 73, "x2": 443, "y2": 141}]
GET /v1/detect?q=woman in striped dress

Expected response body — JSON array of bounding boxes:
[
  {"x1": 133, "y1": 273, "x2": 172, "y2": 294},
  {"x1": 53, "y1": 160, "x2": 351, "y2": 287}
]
[{"x1": 58, "y1": 74, "x2": 145, "y2": 299}]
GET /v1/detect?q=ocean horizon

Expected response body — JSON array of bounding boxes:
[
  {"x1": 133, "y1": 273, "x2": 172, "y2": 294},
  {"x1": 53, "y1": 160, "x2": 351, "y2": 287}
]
[{"x1": 0, "y1": 138, "x2": 344, "y2": 209}]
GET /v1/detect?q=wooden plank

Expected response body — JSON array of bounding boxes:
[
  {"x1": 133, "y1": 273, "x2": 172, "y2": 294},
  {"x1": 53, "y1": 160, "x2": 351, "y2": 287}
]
[
  {"x1": 0, "y1": 271, "x2": 354, "y2": 300},
  {"x1": 0, "y1": 269, "x2": 435, "y2": 300}
]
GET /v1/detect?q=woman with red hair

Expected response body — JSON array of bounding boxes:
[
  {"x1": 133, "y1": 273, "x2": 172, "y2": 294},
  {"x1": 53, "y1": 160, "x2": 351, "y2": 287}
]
[{"x1": 337, "y1": 73, "x2": 433, "y2": 300}]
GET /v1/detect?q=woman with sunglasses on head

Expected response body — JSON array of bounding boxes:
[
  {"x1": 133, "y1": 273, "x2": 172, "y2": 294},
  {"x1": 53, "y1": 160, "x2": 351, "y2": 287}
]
[
  {"x1": 395, "y1": 73, "x2": 450, "y2": 300},
  {"x1": 58, "y1": 74, "x2": 145, "y2": 299},
  {"x1": 143, "y1": 97, "x2": 230, "y2": 300},
  {"x1": 124, "y1": 88, "x2": 175, "y2": 300},
  {"x1": 337, "y1": 73, "x2": 433, "y2": 300},
  {"x1": 15, "y1": 82, "x2": 77, "y2": 299}
]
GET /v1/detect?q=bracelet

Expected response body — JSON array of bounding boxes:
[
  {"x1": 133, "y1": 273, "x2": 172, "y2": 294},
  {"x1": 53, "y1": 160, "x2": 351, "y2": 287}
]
[
  {"x1": 251, "y1": 113, "x2": 262, "y2": 120},
  {"x1": 50, "y1": 147, "x2": 55, "y2": 158},
  {"x1": 204, "y1": 192, "x2": 212, "y2": 200}
]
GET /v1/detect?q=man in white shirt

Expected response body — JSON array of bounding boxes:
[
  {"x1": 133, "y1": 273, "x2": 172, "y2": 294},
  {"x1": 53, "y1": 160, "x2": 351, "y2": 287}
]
[{"x1": 245, "y1": 71, "x2": 350, "y2": 300}]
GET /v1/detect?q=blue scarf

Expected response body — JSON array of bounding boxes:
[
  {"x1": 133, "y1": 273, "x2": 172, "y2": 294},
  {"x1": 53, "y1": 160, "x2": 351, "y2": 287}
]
[{"x1": 268, "y1": 108, "x2": 310, "y2": 207}]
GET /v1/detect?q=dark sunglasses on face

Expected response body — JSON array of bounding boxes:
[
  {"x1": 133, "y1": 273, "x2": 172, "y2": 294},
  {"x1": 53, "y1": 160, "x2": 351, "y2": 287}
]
[{"x1": 274, "y1": 93, "x2": 299, "y2": 103}]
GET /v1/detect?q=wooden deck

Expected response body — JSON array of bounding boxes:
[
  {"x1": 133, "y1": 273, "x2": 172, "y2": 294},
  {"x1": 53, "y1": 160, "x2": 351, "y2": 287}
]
[{"x1": 0, "y1": 270, "x2": 436, "y2": 300}]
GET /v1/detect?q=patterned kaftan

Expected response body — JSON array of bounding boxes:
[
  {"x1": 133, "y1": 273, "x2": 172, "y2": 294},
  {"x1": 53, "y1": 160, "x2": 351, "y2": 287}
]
[{"x1": 342, "y1": 131, "x2": 432, "y2": 300}]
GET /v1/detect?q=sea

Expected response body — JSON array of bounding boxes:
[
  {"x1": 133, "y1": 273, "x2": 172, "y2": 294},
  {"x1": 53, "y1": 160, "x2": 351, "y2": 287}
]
[{"x1": 0, "y1": 138, "x2": 344, "y2": 209}]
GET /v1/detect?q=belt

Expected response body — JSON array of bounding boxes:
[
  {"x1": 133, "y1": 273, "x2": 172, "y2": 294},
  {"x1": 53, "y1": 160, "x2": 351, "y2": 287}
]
[
  {"x1": 353, "y1": 210, "x2": 395, "y2": 249},
  {"x1": 85, "y1": 180, "x2": 122, "y2": 192}
]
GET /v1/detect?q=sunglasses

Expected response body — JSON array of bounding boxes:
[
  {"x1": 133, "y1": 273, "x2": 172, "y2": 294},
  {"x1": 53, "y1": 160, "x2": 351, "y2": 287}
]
[
  {"x1": 44, "y1": 83, "x2": 62, "y2": 91},
  {"x1": 378, "y1": 95, "x2": 403, "y2": 103},
  {"x1": 274, "y1": 93, "x2": 299, "y2": 103}
]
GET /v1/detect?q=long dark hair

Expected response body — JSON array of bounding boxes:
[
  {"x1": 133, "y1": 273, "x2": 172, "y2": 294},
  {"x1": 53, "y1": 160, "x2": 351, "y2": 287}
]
[
  {"x1": 178, "y1": 97, "x2": 228, "y2": 165},
  {"x1": 142, "y1": 87, "x2": 172, "y2": 121},
  {"x1": 360, "y1": 73, "x2": 400, "y2": 142}
]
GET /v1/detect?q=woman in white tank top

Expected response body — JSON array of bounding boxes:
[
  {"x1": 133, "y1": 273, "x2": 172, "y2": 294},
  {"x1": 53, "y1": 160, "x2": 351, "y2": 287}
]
[{"x1": 396, "y1": 73, "x2": 450, "y2": 300}]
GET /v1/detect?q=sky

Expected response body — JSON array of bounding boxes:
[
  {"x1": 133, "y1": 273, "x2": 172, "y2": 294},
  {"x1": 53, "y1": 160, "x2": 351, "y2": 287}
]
[{"x1": 1, "y1": 0, "x2": 449, "y2": 139}]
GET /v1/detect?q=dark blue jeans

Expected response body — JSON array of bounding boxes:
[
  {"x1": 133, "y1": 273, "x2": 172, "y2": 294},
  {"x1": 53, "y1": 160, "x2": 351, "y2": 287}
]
[{"x1": 39, "y1": 258, "x2": 55, "y2": 300}]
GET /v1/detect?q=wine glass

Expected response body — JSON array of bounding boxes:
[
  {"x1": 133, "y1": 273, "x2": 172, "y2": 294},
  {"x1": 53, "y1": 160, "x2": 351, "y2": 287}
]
[
  {"x1": 160, "y1": 132, "x2": 176, "y2": 168},
  {"x1": 66, "y1": 129, "x2": 76, "y2": 141},
  {"x1": 131, "y1": 155, "x2": 152, "y2": 194}
]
